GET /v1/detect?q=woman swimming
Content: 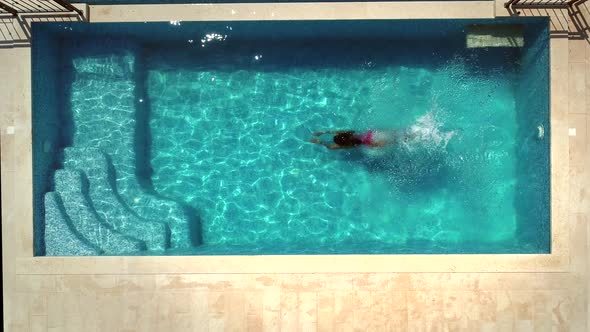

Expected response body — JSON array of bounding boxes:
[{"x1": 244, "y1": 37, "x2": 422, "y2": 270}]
[{"x1": 309, "y1": 130, "x2": 390, "y2": 149}]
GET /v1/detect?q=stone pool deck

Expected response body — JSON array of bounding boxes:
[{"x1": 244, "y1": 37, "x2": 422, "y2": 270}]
[{"x1": 1, "y1": 1, "x2": 588, "y2": 330}]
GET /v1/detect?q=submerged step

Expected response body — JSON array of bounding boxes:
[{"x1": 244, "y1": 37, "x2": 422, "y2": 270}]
[
  {"x1": 67, "y1": 43, "x2": 194, "y2": 249},
  {"x1": 117, "y1": 182, "x2": 193, "y2": 248},
  {"x1": 69, "y1": 43, "x2": 138, "y2": 151},
  {"x1": 466, "y1": 24, "x2": 524, "y2": 48},
  {"x1": 54, "y1": 169, "x2": 146, "y2": 254},
  {"x1": 44, "y1": 192, "x2": 101, "y2": 256},
  {"x1": 64, "y1": 147, "x2": 169, "y2": 251},
  {"x1": 73, "y1": 53, "x2": 135, "y2": 80}
]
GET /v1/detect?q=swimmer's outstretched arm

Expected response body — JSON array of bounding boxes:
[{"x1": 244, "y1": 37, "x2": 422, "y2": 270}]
[
  {"x1": 309, "y1": 138, "x2": 351, "y2": 150},
  {"x1": 309, "y1": 138, "x2": 330, "y2": 146}
]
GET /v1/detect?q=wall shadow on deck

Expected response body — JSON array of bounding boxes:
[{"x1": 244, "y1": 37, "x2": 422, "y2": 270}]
[
  {"x1": 0, "y1": 13, "x2": 81, "y2": 48},
  {"x1": 506, "y1": 1, "x2": 590, "y2": 41}
]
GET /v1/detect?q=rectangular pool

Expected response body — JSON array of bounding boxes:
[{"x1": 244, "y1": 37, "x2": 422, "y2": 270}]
[{"x1": 32, "y1": 19, "x2": 550, "y2": 256}]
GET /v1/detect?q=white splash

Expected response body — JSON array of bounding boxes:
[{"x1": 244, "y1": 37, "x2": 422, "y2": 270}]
[
  {"x1": 538, "y1": 124, "x2": 545, "y2": 139},
  {"x1": 405, "y1": 112, "x2": 456, "y2": 150}
]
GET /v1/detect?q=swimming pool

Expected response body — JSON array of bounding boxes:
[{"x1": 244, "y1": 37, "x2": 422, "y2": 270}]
[{"x1": 32, "y1": 19, "x2": 550, "y2": 256}]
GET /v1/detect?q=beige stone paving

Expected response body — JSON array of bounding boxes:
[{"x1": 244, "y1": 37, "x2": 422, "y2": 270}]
[
  {"x1": 88, "y1": 1, "x2": 494, "y2": 22},
  {"x1": 1, "y1": 2, "x2": 589, "y2": 331}
]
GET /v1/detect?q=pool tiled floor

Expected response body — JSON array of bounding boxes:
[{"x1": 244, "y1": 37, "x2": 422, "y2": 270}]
[{"x1": 1, "y1": 2, "x2": 588, "y2": 331}]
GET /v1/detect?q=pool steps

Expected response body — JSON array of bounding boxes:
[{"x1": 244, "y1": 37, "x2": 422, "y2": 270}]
[
  {"x1": 44, "y1": 45, "x2": 193, "y2": 255},
  {"x1": 44, "y1": 192, "x2": 102, "y2": 256},
  {"x1": 51, "y1": 169, "x2": 146, "y2": 254},
  {"x1": 466, "y1": 24, "x2": 524, "y2": 48},
  {"x1": 113, "y1": 183, "x2": 193, "y2": 249},
  {"x1": 63, "y1": 147, "x2": 169, "y2": 251}
]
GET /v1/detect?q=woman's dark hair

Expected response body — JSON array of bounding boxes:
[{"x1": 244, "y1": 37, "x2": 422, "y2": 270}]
[{"x1": 333, "y1": 132, "x2": 362, "y2": 147}]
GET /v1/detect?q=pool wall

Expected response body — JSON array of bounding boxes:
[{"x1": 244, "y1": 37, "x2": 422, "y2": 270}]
[
  {"x1": 514, "y1": 21, "x2": 551, "y2": 252},
  {"x1": 31, "y1": 27, "x2": 62, "y2": 256}
]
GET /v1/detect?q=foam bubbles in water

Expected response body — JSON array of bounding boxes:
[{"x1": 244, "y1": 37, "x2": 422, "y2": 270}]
[
  {"x1": 357, "y1": 112, "x2": 457, "y2": 194},
  {"x1": 404, "y1": 112, "x2": 457, "y2": 150}
]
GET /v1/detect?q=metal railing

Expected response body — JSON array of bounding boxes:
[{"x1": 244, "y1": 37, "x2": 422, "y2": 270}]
[
  {"x1": 0, "y1": 1, "x2": 18, "y2": 16},
  {"x1": 505, "y1": 0, "x2": 586, "y2": 10},
  {"x1": 503, "y1": 0, "x2": 589, "y2": 39},
  {"x1": 0, "y1": 0, "x2": 83, "y2": 19}
]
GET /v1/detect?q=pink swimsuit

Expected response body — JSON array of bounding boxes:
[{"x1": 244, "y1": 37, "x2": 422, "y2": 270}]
[{"x1": 359, "y1": 130, "x2": 374, "y2": 145}]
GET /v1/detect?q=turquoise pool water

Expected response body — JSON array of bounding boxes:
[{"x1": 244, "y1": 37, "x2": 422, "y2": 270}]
[{"x1": 33, "y1": 20, "x2": 550, "y2": 255}]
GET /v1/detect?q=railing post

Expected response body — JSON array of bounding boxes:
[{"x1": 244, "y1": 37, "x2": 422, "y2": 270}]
[
  {"x1": 52, "y1": 0, "x2": 84, "y2": 19},
  {"x1": 0, "y1": 1, "x2": 18, "y2": 17},
  {"x1": 504, "y1": 0, "x2": 519, "y2": 9},
  {"x1": 567, "y1": 0, "x2": 581, "y2": 7}
]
